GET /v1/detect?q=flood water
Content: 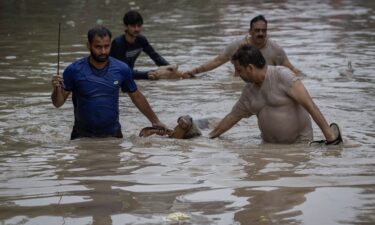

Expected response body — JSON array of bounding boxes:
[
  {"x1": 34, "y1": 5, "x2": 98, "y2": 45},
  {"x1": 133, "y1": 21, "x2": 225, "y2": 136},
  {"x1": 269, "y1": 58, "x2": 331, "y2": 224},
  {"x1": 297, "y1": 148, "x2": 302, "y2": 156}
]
[{"x1": 1, "y1": 0, "x2": 375, "y2": 224}]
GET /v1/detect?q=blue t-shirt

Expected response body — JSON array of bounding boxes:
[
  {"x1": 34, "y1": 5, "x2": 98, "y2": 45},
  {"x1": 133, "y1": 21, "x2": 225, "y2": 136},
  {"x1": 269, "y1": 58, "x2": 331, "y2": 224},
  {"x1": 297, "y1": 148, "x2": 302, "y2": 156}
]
[{"x1": 63, "y1": 56, "x2": 137, "y2": 139}]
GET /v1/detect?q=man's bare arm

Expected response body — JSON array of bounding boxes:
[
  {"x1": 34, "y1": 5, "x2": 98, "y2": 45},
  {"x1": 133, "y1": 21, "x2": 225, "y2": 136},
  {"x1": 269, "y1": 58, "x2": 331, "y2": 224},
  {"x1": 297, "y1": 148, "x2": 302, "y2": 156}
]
[
  {"x1": 183, "y1": 53, "x2": 229, "y2": 77},
  {"x1": 289, "y1": 80, "x2": 335, "y2": 141},
  {"x1": 128, "y1": 90, "x2": 167, "y2": 129},
  {"x1": 209, "y1": 113, "x2": 241, "y2": 138},
  {"x1": 282, "y1": 58, "x2": 303, "y2": 76},
  {"x1": 51, "y1": 74, "x2": 70, "y2": 108}
]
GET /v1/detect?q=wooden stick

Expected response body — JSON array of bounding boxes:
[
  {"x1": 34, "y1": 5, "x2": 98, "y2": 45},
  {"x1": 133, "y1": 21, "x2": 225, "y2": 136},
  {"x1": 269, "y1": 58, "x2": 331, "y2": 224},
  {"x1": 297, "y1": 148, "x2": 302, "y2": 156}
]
[{"x1": 57, "y1": 23, "x2": 61, "y2": 75}]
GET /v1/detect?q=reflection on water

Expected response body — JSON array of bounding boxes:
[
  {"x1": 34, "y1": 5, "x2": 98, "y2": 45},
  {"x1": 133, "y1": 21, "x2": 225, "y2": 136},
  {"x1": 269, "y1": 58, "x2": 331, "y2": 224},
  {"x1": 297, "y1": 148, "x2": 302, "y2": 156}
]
[{"x1": 0, "y1": 0, "x2": 375, "y2": 224}]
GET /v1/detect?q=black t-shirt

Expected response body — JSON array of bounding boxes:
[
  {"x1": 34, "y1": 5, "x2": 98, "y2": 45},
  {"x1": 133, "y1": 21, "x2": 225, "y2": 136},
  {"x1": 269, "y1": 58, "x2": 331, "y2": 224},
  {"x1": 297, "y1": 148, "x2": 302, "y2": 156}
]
[{"x1": 110, "y1": 34, "x2": 169, "y2": 79}]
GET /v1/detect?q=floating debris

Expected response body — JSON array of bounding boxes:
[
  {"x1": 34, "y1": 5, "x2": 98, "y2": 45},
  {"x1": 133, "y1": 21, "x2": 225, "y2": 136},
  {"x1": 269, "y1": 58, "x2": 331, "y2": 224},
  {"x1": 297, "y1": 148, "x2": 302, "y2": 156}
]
[
  {"x1": 96, "y1": 19, "x2": 104, "y2": 25},
  {"x1": 166, "y1": 212, "x2": 190, "y2": 222},
  {"x1": 5, "y1": 56, "x2": 17, "y2": 60},
  {"x1": 66, "y1": 20, "x2": 75, "y2": 28},
  {"x1": 339, "y1": 61, "x2": 354, "y2": 77}
]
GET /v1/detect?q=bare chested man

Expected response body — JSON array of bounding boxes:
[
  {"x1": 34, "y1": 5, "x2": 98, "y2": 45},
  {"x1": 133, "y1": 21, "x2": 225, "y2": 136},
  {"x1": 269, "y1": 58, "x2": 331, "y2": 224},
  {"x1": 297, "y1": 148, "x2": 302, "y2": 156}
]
[
  {"x1": 209, "y1": 44, "x2": 342, "y2": 144},
  {"x1": 183, "y1": 15, "x2": 303, "y2": 78}
]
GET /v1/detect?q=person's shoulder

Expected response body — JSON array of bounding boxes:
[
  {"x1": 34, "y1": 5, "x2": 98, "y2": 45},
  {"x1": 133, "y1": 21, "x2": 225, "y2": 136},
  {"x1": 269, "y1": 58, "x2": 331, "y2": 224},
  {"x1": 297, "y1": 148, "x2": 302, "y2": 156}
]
[
  {"x1": 135, "y1": 34, "x2": 147, "y2": 42},
  {"x1": 274, "y1": 66, "x2": 298, "y2": 82},
  {"x1": 277, "y1": 65, "x2": 294, "y2": 74},
  {"x1": 63, "y1": 57, "x2": 88, "y2": 80},
  {"x1": 137, "y1": 34, "x2": 147, "y2": 40},
  {"x1": 242, "y1": 34, "x2": 250, "y2": 43},
  {"x1": 237, "y1": 35, "x2": 247, "y2": 42},
  {"x1": 266, "y1": 65, "x2": 281, "y2": 78},
  {"x1": 266, "y1": 38, "x2": 284, "y2": 49},
  {"x1": 222, "y1": 35, "x2": 246, "y2": 57},
  {"x1": 111, "y1": 35, "x2": 125, "y2": 47},
  {"x1": 136, "y1": 34, "x2": 150, "y2": 44},
  {"x1": 66, "y1": 57, "x2": 87, "y2": 71},
  {"x1": 109, "y1": 57, "x2": 133, "y2": 76},
  {"x1": 270, "y1": 65, "x2": 289, "y2": 74},
  {"x1": 109, "y1": 57, "x2": 130, "y2": 69},
  {"x1": 112, "y1": 34, "x2": 124, "y2": 42},
  {"x1": 229, "y1": 35, "x2": 246, "y2": 46}
]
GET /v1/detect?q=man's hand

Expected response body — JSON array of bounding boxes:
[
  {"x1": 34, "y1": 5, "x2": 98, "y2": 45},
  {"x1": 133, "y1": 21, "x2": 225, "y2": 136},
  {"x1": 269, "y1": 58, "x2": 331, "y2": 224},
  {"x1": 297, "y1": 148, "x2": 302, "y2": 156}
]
[
  {"x1": 181, "y1": 70, "x2": 195, "y2": 79},
  {"x1": 209, "y1": 114, "x2": 241, "y2": 139},
  {"x1": 51, "y1": 74, "x2": 70, "y2": 108},
  {"x1": 51, "y1": 74, "x2": 64, "y2": 89},
  {"x1": 147, "y1": 71, "x2": 159, "y2": 80},
  {"x1": 152, "y1": 121, "x2": 168, "y2": 130}
]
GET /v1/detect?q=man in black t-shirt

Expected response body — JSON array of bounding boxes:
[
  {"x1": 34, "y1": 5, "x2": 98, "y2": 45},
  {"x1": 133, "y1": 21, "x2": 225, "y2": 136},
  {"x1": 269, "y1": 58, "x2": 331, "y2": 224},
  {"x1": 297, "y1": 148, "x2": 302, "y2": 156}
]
[{"x1": 110, "y1": 10, "x2": 169, "y2": 80}]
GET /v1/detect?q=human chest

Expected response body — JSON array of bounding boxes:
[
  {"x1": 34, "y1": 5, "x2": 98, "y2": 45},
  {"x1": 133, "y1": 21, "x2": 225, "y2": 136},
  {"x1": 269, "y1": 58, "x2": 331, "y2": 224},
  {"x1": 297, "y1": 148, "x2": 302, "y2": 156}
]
[
  {"x1": 245, "y1": 73, "x2": 295, "y2": 114},
  {"x1": 74, "y1": 66, "x2": 122, "y2": 98}
]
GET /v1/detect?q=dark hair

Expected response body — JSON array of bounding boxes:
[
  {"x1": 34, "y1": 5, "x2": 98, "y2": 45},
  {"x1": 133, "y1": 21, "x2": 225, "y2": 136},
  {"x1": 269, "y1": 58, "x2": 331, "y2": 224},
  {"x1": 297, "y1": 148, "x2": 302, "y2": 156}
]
[
  {"x1": 123, "y1": 10, "x2": 143, "y2": 26},
  {"x1": 232, "y1": 44, "x2": 266, "y2": 69},
  {"x1": 250, "y1": 15, "x2": 267, "y2": 29},
  {"x1": 87, "y1": 25, "x2": 112, "y2": 43}
]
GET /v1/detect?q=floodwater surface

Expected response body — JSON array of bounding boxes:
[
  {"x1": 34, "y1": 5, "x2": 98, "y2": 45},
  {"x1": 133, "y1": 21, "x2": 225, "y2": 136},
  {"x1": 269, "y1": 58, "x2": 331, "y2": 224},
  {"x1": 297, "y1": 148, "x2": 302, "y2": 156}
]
[{"x1": 0, "y1": 0, "x2": 374, "y2": 224}]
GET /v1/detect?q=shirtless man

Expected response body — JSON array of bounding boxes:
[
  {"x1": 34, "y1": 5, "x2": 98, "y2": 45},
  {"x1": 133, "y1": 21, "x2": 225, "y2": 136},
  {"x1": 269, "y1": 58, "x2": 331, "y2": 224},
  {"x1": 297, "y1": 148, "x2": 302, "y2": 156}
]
[
  {"x1": 183, "y1": 15, "x2": 302, "y2": 77},
  {"x1": 209, "y1": 44, "x2": 341, "y2": 144}
]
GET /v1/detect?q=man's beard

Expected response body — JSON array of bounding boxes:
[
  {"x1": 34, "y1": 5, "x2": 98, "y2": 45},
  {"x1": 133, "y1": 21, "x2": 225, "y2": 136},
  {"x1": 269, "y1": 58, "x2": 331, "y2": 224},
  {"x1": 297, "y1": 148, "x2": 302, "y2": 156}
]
[
  {"x1": 90, "y1": 50, "x2": 109, "y2": 63},
  {"x1": 242, "y1": 77, "x2": 252, "y2": 83},
  {"x1": 240, "y1": 75, "x2": 252, "y2": 83}
]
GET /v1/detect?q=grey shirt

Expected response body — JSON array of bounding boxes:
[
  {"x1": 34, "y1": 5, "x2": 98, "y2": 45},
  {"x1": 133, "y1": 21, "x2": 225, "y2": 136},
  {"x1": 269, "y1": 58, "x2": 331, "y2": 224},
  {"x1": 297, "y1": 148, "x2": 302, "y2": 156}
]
[
  {"x1": 231, "y1": 66, "x2": 313, "y2": 143},
  {"x1": 223, "y1": 35, "x2": 288, "y2": 66}
]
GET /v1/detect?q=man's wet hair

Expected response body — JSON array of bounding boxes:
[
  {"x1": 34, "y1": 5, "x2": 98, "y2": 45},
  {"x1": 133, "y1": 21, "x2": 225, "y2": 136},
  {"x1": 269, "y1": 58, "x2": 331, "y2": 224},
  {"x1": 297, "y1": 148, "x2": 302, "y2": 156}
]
[
  {"x1": 250, "y1": 15, "x2": 267, "y2": 29},
  {"x1": 232, "y1": 44, "x2": 266, "y2": 69},
  {"x1": 123, "y1": 10, "x2": 143, "y2": 26},
  {"x1": 87, "y1": 25, "x2": 112, "y2": 43}
]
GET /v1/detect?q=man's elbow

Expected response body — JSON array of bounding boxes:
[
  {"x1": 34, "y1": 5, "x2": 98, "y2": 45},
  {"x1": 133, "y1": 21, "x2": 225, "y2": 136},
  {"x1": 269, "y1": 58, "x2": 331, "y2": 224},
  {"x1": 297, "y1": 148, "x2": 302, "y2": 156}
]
[
  {"x1": 52, "y1": 101, "x2": 64, "y2": 108},
  {"x1": 128, "y1": 90, "x2": 144, "y2": 102},
  {"x1": 51, "y1": 96, "x2": 66, "y2": 108}
]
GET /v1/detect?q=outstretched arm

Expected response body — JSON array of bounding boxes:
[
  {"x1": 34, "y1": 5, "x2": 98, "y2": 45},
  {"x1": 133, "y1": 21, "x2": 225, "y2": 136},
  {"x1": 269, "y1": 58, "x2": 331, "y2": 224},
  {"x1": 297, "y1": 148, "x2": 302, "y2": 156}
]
[
  {"x1": 51, "y1": 74, "x2": 70, "y2": 108},
  {"x1": 209, "y1": 113, "x2": 241, "y2": 138},
  {"x1": 183, "y1": 53, "x2": 229, "y2": 77},
  {"x1": 288, "y1": 80, "x2": 336, "y2": 141},
  {"x1": 128, "y1": 90, "x2": 167, "y2": 129},
  {"x1": 282, "y1": 58, "x2": 304, "y2": 76},
  {"x1": 142, "y1": 39, "x2": 170, "y2": 66}
]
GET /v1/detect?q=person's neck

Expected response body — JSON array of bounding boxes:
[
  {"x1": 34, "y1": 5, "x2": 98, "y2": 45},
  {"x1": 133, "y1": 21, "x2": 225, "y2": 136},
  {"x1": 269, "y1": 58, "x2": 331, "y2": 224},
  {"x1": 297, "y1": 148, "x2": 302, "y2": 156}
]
[
  {"x1": 124, "y1": 32, "x2": 136, "y2": 43},
  {"x1": 248, "y1": 35, "x2": 267, "y2": 49},
  {"x1": 89, "y1": 57, "x2": 108, "y2": 70},
  {"x1": 254, "y1": 66, "x2": 267, "y2": 88}
]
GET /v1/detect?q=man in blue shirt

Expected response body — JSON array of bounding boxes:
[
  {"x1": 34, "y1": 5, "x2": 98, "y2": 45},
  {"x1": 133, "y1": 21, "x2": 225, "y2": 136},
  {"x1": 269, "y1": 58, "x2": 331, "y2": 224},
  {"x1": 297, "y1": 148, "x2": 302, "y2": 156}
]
[
  {"x1": 51, "y1": 25, "x2": 166, "y2": 140},
  {"x1": 110, "y1": 10, "x2": 170, "y2": 80}
]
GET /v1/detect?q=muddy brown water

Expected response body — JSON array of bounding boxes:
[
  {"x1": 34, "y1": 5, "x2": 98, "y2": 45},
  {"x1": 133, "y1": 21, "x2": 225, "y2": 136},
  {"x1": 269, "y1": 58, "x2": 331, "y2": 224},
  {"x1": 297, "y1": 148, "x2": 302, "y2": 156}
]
[{"x1": 0, "y1": 0, "x2": 374, "y2": 224}]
